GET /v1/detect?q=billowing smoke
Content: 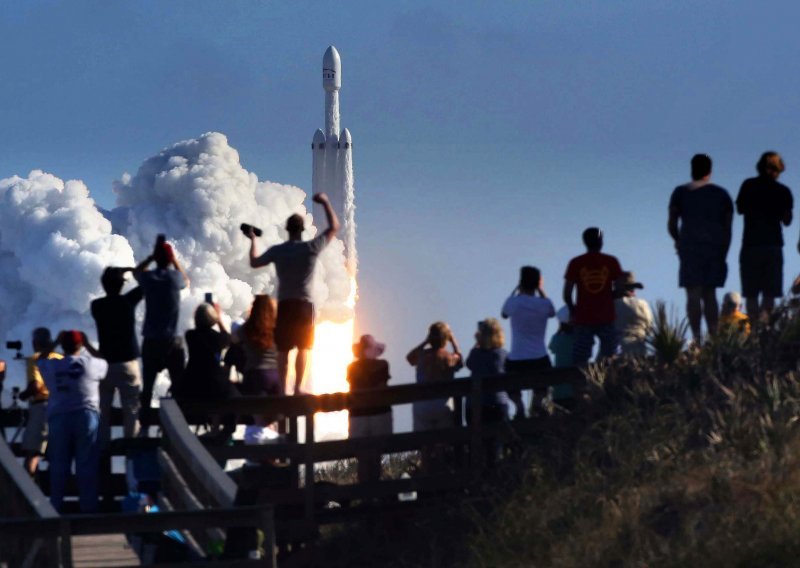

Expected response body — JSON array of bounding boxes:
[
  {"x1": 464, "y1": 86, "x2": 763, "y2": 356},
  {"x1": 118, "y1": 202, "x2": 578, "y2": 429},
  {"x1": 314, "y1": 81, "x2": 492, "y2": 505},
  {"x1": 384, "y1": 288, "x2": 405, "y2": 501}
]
[{"x1": 0, "y1": 132, "x2": 354, "y2": 382}]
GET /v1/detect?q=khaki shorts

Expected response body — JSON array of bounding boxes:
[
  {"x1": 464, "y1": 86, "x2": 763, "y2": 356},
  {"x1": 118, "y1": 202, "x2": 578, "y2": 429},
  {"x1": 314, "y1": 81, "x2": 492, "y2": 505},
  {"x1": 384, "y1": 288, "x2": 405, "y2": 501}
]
[{"x1": 21, "y1": 401, "x2": 48, "y2": 455}]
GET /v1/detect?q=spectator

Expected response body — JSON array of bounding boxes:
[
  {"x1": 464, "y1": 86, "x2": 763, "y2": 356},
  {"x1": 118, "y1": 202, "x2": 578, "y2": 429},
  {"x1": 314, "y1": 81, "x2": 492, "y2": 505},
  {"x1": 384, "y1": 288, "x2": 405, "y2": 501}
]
[
  {"x1": 177, "y1": 303, "x2": 235, "y2": 402},
  {"x1": 91, "y1": 267, "x2": 143, "y2": 443},
  {"x1": 465, "y1": 318, "x2": 508, "y2": 424},
  {"x1": 134, "y1": 236, "x2": 190, "y2": 435},
  {"x1": 548, "y1": 307, "x2": 576, "y2": 406},
  {"x1": 466, "y1": 319, "x2": 508, "y2": 465},
  {"x1": 669, "y1": 154, "x2": 733, "y2": 342},
  {"x1": 233, "y1": 295, "x2": 280, "y2": 397},
  {"x1": 501, "y1": 266, "x2": 555, "y2": 419},
  {"x1": 407, "y1": 322, "x2": 462, "y2": 472},
  {"x1": 736, "y1": 151, "x2": 793, "y2": 320},
  {"x1": 614, "y1": 272, "x2": 654, "y2": 357},
  {"x1": 248, "y1": 193, "x2": 339, "y2": 395},
  {"x1": 347, "y1": 334, "x2": 391, "y2": 483},
  {"x1": 719, "y1": 291, "x2": 751, "y2": 335},
  {"x1": 178, "y1": 303, "x2": 238, "y2": 439},
  {"x1": 548, "y1": 308, "x2": 574, "y2": 369},
  {"x1": 38, "y1": 330, "x2": 108, "y2": 513},
  {"x1": 18, "y1": 328, "x2": 62, "y2": 476},
  {"x1": 563, "y1": 227, "x2": 623, "y2": 364}
]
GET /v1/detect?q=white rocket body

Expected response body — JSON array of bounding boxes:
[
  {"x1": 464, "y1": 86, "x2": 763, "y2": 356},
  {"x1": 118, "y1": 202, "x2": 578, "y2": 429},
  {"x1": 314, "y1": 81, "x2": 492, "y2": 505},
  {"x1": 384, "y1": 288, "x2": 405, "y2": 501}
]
[{"x1": 312, "y1": 45, "x2": 355, "y2": 269}]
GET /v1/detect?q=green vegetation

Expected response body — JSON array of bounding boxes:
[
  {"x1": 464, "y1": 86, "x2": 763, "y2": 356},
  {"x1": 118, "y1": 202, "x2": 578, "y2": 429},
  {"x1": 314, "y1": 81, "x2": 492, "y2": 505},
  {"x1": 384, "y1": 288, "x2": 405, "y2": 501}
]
[{"x1": 319, "y1": 305, "x2": 800, "y2": 567}]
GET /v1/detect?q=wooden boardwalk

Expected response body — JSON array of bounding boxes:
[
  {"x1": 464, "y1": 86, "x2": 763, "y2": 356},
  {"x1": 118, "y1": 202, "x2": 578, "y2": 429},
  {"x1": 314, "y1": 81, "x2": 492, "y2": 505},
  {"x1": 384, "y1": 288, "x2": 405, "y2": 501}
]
[
  {"x1": 0, "y1": 367, "x2": 585, "y2": 567},
  {"x1": 72, "y1": 535, "x2": 139, "y2": 567}
]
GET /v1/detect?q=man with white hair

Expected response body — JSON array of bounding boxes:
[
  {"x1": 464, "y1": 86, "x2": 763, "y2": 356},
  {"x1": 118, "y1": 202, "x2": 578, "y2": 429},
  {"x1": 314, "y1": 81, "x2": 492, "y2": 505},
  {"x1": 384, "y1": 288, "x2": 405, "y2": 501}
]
[
  {"x1": 614, "y1": 272, "x2": 654, "y2": 357},
  {"x1": 719, "y1": 291, "x2": 750, "y2": 335}
]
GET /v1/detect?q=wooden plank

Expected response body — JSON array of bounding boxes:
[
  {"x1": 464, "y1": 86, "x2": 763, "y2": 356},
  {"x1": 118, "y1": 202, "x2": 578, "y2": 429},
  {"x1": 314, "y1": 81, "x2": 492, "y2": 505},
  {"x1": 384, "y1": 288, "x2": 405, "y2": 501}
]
[
  {"x1": 158, "y1": 399, "x2": 237, "y2": 508},
  {"x1": 157, "y1": 449, "x2": 225, "y2": 550},
  {"x1": 0, "y1": 434, "x2": 58, "y2": 518},
  {"x1": 180, "y1": 368, "x2": 586, "y2": 418},
  {"x1": 0, "y1": 506, "x2": 276, "y2": 537},
  {"x1": 72, "y1": 534, "x2": 139, "y2": 567}
]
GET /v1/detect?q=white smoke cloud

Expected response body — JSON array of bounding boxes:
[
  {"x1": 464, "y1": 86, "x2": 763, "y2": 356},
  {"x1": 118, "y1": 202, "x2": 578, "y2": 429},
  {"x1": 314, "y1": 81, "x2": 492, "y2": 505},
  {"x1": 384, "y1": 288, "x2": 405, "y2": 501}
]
[
  {"x1": 0, "y1": 132, "x2": 354, "y2": 357},
  {"x1": 0, "y1": 170, "x2": 135, "y2": 342}
]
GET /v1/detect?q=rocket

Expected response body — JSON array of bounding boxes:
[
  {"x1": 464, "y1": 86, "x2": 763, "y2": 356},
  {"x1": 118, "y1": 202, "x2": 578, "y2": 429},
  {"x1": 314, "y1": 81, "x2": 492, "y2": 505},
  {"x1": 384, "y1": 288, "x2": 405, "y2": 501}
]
[{"x1": 312, "y1": 46, "x2": 356, "y2": 270}]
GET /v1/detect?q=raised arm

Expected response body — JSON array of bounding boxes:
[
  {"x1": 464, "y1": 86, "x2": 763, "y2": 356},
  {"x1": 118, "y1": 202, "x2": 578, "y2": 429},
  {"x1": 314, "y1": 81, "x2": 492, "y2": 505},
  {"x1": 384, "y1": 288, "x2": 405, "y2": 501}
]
[
  {"x1": 171, "y1": 256, "x2": 191, "y2": 289},
  {"x1": 406, "y1": 340, "x2": 427, "y2": 366},
  {"x1": 133, "y1": 254, "x2": 154, "y2": 276},
  {"x1": 313, "y1": 193, "x2": 340, "y2": 243}
]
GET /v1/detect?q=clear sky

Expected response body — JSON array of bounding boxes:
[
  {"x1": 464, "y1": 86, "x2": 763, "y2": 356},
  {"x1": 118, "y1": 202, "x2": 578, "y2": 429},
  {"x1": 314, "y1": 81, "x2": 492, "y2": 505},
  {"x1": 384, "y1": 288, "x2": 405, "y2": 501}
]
[{"x1": 3, "y1": 1, "x2": 800, "y2": 391}]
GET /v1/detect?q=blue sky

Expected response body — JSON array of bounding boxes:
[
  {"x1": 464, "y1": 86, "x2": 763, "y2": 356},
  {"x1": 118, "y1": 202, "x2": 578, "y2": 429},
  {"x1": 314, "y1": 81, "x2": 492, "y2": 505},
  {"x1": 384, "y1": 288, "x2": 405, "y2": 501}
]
[{"x1": 3, "y1": 1, "x2": 800, "y2": 389}]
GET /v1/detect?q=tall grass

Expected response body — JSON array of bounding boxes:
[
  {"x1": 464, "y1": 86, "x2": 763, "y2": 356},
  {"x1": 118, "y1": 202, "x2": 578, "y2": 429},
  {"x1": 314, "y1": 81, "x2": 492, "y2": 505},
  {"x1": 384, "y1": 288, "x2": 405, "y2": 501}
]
[{"x1": 316, "y1": 305, "x2": 800, "y2": 567}]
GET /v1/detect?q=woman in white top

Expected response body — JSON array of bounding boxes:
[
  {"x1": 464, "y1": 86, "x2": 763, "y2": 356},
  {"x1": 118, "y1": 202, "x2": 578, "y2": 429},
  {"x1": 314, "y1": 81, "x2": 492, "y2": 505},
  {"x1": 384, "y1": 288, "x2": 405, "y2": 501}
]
[{"x1": 501, "y1": 266, "x2": 556, "y2": 419}]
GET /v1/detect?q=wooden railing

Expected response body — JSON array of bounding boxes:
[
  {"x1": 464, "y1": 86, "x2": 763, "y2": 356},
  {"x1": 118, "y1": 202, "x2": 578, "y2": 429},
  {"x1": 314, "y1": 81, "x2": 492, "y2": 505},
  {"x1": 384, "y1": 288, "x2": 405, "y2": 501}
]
[
  {"x1": 0, "y1": 506, "x2": 276, "y2": 568},
  {"x1": 177, "y1": 368, "x2": 586, "y2": 537},
  {"x1": 0, "y1": 434, "x2": 60, "y2": 567}
]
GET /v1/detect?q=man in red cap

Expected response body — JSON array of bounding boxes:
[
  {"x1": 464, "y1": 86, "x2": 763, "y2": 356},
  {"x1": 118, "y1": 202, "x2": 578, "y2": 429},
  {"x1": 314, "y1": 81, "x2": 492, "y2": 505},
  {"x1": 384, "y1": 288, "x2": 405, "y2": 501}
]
[
  {"x1": 37, "y1": 330, "x2": 108, "y2": 513},
  {"x1": 134, "y1": 236, "x2": 190, "y2": 434}
]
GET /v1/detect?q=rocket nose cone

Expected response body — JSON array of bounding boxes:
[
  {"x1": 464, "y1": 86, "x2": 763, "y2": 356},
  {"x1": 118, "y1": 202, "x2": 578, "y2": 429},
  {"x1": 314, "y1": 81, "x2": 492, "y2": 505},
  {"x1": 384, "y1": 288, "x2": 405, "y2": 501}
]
[
  {"x1": 313, "y1": 129, "x2": 326, "y2": 145},
  {"x1": 322, "y1": 45, "x2": 342, "y2": 91},
  {"x1": 339, "y1": 128, "x2": 352, "y2": 144}
]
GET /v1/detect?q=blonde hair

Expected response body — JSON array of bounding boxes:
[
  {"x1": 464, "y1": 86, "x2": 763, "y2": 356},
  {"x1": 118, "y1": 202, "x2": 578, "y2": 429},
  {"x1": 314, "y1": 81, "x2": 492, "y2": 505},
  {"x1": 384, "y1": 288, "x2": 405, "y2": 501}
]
[
  {"x1": 194, "y1": 303, "x2": 219, "y2": 329},
  {"x1": 427, "y1": 321, "x2": 451, "y2": 349},
  {"x1": 477, "y1": 318, "x2": 504, "y2": 349}
]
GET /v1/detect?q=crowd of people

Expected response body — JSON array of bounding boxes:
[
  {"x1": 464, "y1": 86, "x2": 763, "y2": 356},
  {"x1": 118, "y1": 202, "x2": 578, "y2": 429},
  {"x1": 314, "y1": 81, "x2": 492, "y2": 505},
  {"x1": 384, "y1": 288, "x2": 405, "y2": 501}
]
[{"x1": 1, "y1": 149, "x2": 796, "y2": 508}]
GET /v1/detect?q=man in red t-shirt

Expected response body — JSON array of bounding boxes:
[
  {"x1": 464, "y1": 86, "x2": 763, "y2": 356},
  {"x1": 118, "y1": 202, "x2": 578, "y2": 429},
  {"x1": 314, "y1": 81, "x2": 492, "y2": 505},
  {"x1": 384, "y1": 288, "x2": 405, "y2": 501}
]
[{"x1": 563, "y1": 227, "x2": 623, "y2": 364}]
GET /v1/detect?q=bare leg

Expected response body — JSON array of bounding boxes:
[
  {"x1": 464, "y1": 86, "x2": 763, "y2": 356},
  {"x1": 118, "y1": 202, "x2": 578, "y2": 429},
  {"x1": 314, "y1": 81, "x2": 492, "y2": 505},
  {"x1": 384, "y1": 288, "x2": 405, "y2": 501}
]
[
  {"x1": 277, "y1": 351, "x2": 290, "y2": 395},
  {"x1": 686, "y1": 287, "x2": 703, "y2": 341},
  {"x1": 701, "y1": 287, "x2": 719, "y2": 336},
  {"x1": 294, "y1": 349, "x2": 310, "y2": 394},
  {"x1": 762, "y1": 296, "x2": 776, "y2": 318},
  {"x1": 24, "y1": 455, "x2": 40, "y2": 477},
  {"x1": 745, "y1": 297, "x2": 759, "y2": 321}
]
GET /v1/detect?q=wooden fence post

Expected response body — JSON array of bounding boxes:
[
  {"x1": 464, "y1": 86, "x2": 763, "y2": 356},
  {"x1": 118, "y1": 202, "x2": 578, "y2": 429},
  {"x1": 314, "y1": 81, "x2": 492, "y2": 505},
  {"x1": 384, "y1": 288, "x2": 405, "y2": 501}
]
[
  {"x1": 304, "y1": 412, "x2": 316, "y2": 525},
  {"x1": 469, "y1": 375, "x2": 484, "y2": 475}
]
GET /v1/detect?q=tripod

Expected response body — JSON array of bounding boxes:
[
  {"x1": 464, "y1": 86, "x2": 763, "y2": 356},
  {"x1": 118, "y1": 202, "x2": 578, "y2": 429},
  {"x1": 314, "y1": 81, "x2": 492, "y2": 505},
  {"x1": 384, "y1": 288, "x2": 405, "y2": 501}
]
[{"x1": 3, "y1": 387, "x2": 27, "y2": 444}]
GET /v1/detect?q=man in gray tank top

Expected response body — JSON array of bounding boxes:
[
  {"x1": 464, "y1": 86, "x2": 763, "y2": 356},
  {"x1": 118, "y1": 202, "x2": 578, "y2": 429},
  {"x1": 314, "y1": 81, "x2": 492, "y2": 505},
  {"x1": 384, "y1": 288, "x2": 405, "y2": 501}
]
[{"x1": 247, "y1": 193, "x2": 339, "y2": 394}]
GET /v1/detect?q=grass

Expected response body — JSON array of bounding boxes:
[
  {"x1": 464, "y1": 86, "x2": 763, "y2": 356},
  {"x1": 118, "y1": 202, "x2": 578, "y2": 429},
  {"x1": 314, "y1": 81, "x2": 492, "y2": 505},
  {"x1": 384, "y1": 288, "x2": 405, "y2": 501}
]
[{"x1": 314, "y1": 304, "x2": 800, "y2": 567}]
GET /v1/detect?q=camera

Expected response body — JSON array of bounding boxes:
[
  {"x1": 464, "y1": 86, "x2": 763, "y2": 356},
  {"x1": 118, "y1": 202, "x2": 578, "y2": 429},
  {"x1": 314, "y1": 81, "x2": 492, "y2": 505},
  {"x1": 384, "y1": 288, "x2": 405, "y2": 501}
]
[
  {"x1": 5, "y1": 341, "x2": 21, "y2": 351},
  {"x1": 240, "y1": 223, "x2": 263, "y2": 237}
]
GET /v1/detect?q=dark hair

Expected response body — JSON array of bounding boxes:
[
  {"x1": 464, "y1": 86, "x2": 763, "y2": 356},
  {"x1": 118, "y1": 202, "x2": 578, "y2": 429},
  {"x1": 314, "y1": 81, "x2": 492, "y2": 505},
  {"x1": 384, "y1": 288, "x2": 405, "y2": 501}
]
[
  {"x1": 757, "y1": 151, "x2": 785, "y2": 177},
  {"x1": 519, "y1": 266, "x2": 541, "y2": 292},
  {"x1": 582, "y1": 227, "x2": 603, "y2": 251},
  {"x1": 691, "y1": 154, "x2": 712, "y2": 180},
  {"x1": 286, "y1": 214, "x2": 305, "y2": 235},
  {"x1": 101, "y1": 267, "x2": 126, "y2": 295},
  {"x1": 32, "y1": 327, "x2": 52, "y2": 351}
]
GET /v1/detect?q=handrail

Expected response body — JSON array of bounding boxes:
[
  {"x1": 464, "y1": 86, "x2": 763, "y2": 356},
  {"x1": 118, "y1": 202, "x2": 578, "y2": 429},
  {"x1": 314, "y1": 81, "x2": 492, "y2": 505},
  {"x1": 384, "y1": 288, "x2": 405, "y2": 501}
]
[
  {"x1": 159, "y1": 398, "x2": 237, "y2": 508},
  {"x1": 180, "y1": 367, "x2": 585, "y2": 418},
  {"x1": 0, "y1": 434, "x2": 60, "y2": 567}
]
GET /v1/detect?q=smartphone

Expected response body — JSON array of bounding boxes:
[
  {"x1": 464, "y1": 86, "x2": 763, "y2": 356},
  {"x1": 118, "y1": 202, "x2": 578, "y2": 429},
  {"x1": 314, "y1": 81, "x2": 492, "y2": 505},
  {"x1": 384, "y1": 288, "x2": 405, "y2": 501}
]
[{"x1": 205, "y1": 292, "x2": 213, "y2": 304}]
